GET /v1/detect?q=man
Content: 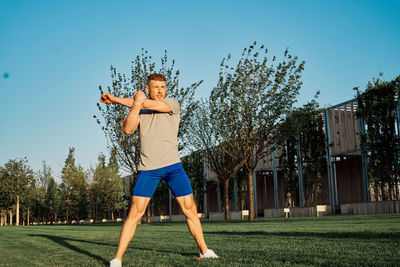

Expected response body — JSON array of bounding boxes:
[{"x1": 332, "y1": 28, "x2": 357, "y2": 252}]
[{"x1": 100, "y1": 73, "x2": 218, "y2": 267}]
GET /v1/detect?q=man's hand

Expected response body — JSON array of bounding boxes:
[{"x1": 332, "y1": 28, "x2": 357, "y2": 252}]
[
  {"x1": 100, "y1": 93, "x2": 116, "y2": 104},
  {"x1": 134, "y1": 91, "x2": 147, "y2": 107}
]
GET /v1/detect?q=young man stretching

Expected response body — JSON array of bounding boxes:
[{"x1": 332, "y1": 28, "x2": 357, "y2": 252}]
[{"x1": 100, "y1": 74, "x2": 218, "y2": 267}]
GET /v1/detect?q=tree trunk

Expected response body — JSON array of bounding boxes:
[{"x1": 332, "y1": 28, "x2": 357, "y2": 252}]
[
  {"x1": 27, "y1": 208, "x2": 30, "y2": 226},
  {"x1": 146, "y1": 204, "x2": 151, "y2": 223},
  {"x1": 66, "y1": 207, "x2": 69, "y2": 224},
  {"x1": 9, "y1": 210, "x2": 13, "y2": 225},
  {"x1": 0, "y1": 210, "x2": 4, "y2": 226},
  {"x1": 224, "y1": 179, "x2": 230, "y2": 220},
  {"x1": 311, "y1": 183, "x2": 316, "y2": 206},
  {"x1": 381, "y1": 183, "x2": 386, "y2": 201},
  {"x1": 16, "y1": 195, "x2": 20, "y2": 226},
  {"x1": 45, "y1": 205, "x2": 48, "y2": 224},
  {"x1": 247, "y1": 170, "x2": 255, "y2": 221},
  {"x1": 92, "y1": 201, "x2": 96, "y2": 222},
  {"x1": 111, "y1": 208, "x2": 114, "y2": 222},
  {"x1": 374, "y1": 184, "x2": 379, "y2": 201}
]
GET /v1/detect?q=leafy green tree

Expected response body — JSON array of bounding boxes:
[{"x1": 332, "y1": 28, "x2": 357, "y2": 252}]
[
  {"x1": 94, "y1": 49, "x2": 203, "y2": 222},
  {"x1": 210, "y1": 42, "x2": 305, "y2": 220},
  {"x1": 104, "y1": 149, "x2": 127, "y2": 221},
  {"x1": 276, "y1": 97, "x2": 326, "y2": 206},
  {"x1": 21, "y1": 177, "x2": 37, "y2": 225},
  {"x1": 181, "y1": 150, "x2": 206, "y2": 213},
  {"x1": 58, "y1": 182, "x2": 69, "y2": 222},
  {"x1": 91, "y1": 154, "x2": 107, "y2": 221},
  {"x1": 34, "y1": 161, "x2": 53, "y2": 223},
  {"x1": 355, "y1": 74, "x2": 400, "y2": 200},
  {"x1": 71, "y1": 166, "x2": 89, "y2": 221},
  {"x1": 31, "y1": 184, "x2": 45, "y2": 223},
  {"x1": 61, "y1": 148, "x2": 90, "y2": 222},
  {"x1": 61, "y1": 148, "x2": 76, "y2": 223},
  {"x1": 91, "y1": 151, "x2": 127, "y2": 221},
  {"x1": 45, "y1": 177, "x2": 59, "y2": 224},
  {"x1": 233, "y1": 166, "x2": 249, "y2": 211},
  {"x1": 0, "y1": 165, "x2": 14, "y2": 226},
  {"x1": 0, "y1": 158, "x2": 34, "y2": 226}
]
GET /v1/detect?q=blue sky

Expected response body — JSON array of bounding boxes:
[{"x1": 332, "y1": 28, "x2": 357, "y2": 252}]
[{"x1": 1, "y1": 0, "x2": 399, "y2": 179}]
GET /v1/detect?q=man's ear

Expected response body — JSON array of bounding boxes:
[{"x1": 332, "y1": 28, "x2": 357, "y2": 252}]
[{"x1": 145, "y1": 86, "x2": 149, "y2": 95}]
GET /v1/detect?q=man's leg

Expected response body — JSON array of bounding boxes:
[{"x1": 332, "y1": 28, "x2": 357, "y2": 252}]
[
  {"x1": 175, "y1": 194, "x2": 208, "y2": 254},
  {"x1": 114, "y1": 196, "x2": 151, "y2": 261}
]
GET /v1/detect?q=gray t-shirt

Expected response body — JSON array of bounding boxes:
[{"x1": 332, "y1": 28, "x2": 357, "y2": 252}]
[{"x1": 137, "y1": 98, "x2": 181, "y2": 170}]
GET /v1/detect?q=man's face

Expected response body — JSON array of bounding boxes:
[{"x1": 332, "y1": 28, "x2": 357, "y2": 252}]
[{"x1": 146, "y1": 80, "x2": 167, "y2": 100}]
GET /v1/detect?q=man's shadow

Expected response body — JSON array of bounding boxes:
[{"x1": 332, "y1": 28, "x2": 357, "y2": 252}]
[
  {"x1": 29, "y1": 234, "x2": 110, "y2": 265},
  {"x1": 29, "y1": 234, "x2": 196, "y2": 265}
]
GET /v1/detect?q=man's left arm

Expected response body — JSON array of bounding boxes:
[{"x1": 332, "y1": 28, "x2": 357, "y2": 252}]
[{"x1": 142, "y1": 99, "x2": 172, "y2": 113}]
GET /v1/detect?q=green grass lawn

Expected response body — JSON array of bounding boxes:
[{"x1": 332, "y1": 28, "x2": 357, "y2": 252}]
[{"x1": 1, "y1": 214, "x2": 400, "y2": 266}]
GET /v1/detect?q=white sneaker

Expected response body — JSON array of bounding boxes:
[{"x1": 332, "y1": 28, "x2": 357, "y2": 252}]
[
  {"x1": 110, "y1": 258, "x2": 122, "y2": 267},
  {"x1": 200, "y1": 249, "x2": 219, "y2": 258}
]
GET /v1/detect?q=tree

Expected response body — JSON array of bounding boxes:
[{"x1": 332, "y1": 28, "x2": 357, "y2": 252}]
[
  {"x1": 0, "y1": 165, "x2": 14, "y2": 226},
  {"x1": 31, "y1": 183, "x2": 45, "y2": 224},
  {"x1": 189, "y1": 100, "x2": 245, "y2": 219},
  {"x1": 72, "y1": 166, "x2": 90, "y2": 220},
  {"x1": 34, "y1": 161, "x2": 53, "y2": 223},
  {"x1": 355, "y1": 74, "x2": 400, "y2": 200},
  {"x1": 58, "y1": 182, "x2": 69, "y2": 222},
  {"x1": 21, "y1": 177, "x2": 37, "y2": 225},
  {"x1": 104, "y1": 149, "x2": 127, "y2": 221},
  {"x1": 0, "y1": 158, "x2": 34, "y2": 226},
  {"x1": 91, "y1": 154, "x2": 107, "y2": 221},
  {"x1": 91, "y1": 150, "x2": 127, "y2": 221},
  {"x1": 45, "y1": 177, "x2": 59, "y2": 224},
  {"x1": 60, "y1": 147, "x2": 89, "y2": 222},
  {"x1": 181, "y1": 150, "x2": 206, "y2": 213},
  {"x1": 94, "y1": 49, "x2": 202, "y2": 222},
  {"x1": 37, "y1": 161, "x2": 52, "y2": 188},
  {"x1": 61, "y1": 148, "x2": 76, "y2": 223},
  {"x1": 210, "y1": 42, "x2": 305, "y2": 220},
  {"x1": 276, "y1": 96, "x2": 326, "y2": 206},
  {"x1": 95, "y1": 49, "x2": 202, "y2": 175}
]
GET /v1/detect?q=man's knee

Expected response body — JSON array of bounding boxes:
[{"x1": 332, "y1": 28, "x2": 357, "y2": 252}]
[
  {"x1": 181, "y1": 197, "x2": 197, "y2": 217},
  {"x1": 128, "y1": 197, "x2": 149, "y2": 220}
]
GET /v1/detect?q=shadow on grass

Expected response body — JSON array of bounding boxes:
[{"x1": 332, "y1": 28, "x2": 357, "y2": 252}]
[
  {"x1": 204, "y1": 231, "x2": 400, "y2": 240},
  {"x1": 29, "y1": 234, "x2": 109, "y2": 265},
  {"x1": 29, "y1": 234, "x2": 196, "y2": 261}
]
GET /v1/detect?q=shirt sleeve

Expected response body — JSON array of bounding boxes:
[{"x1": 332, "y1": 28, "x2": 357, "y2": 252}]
[{"x1": 161, "y1": 98, "x2": 180, "y2": 115}]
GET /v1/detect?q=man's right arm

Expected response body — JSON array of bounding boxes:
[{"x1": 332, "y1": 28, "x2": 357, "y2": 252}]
[
  {"x1": 123, "y1": 91, "x2": 146, "y2": 135},
  {"x1": 123, "y1": 103, "x2": 141, "y2": 134}
]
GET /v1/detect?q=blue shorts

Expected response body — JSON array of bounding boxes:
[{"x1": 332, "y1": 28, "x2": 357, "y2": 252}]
[{"x1": 133, "y1": 163, "x2": 193, "y2": 198}]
